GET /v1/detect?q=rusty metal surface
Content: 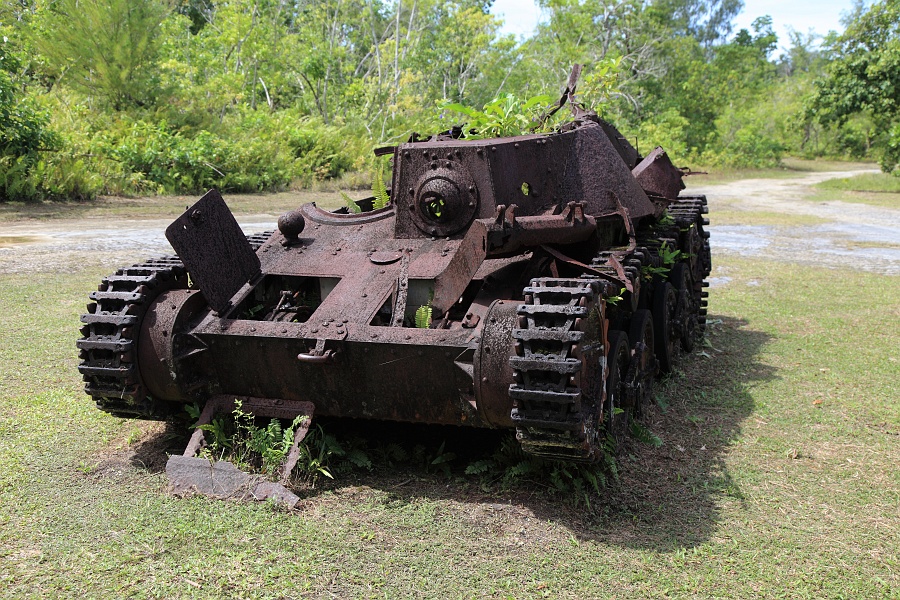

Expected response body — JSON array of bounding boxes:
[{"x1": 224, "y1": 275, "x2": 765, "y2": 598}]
[
  {"x1": 391, "y1": 124, "x2": 657, "y2": 242},
  {"x1": 166, "y1": 456, "x2": 301, "y2": 508},
  {"x1": 473, "y1": 300, "x2": 518, "y2": 427},
  {"x1": 138, "y1": 288, "x2": 206, "y2": 402},
  {"x1": 632, "y1": 146, "x2": 686, "y2": 203},
  {"x1": 166, "y1": 190, "x2": 260, "y2": 314},
  {"x1": 81, "y1": 67, "x2": 713, "y2": 467}
]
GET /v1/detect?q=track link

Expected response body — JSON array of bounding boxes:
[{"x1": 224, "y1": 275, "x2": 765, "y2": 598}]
[
  {"x1": 77, "y1": 231, "x2": 273, "y2": 419},
  {"x1": 77, "y1": 256, "x2": 188, "y2": 419},
  {"x1": 510, "y1": 277, "x2": 614, "y2": 462}
]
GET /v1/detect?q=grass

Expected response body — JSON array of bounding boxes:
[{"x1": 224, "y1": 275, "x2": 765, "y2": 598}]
[
  {"x1": 708, "y1": 207, "x2": 831, "y2": 226},
  {"x1": 0, "y1": 190, "x2": 350, "y2": 222},
  {"x1": 812, "y1": 172, "x2": 900, "y2": 210},
  {"x1": 691, "y1": 157, "x2": 876, "y2": 186},
  {"x1": 817, "y1": 171, "x2": 900, "y2": 193},
  {"x1": 1, "y1": 170, "x2": 899, "y2": 597},
  {"x1": 1, "y1": 255, "x2": 898, "y2": 596}
]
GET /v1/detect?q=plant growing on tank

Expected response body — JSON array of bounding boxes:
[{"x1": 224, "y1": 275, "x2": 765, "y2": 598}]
[
  {"x1": 342, "y1": 191, "x2": 360, "y2": 214},
  {"x1": 641, "y1": 241, "x2": 681, "y2": 280},
  {"x1": 186, "y1": 401, "x2": 367, "y2": 484},
  {"x1": 657, "y1": 210, "x2": 676, "y2": 228},
  {"x1": 415, "y1": 304, "x2": 433, "y2": 328},
  {"x1": 440, "y1": 93, "x2": 553, "y2": 139},
  {"x1": 372, "y1": 161, "x2": 390, "y2": 209}
]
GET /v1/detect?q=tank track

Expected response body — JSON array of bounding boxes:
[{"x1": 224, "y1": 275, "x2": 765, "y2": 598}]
[
  {"x1": 509, "y1": 197, "x2": 711, "y2": 462},
  {"x1": 660, "y1": 196, "x2": 711, "y2": 335},
  {"x1": 510, "y1": 277, "x2": 614, "y2": 463},
  {"x1": 77, "y1": 256, "x2": 189, "y2": 419},
  {"x1": 77, "y1": 231, "x2": 273, "y2": 420}
]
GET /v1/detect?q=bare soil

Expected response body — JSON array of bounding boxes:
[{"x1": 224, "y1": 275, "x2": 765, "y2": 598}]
[{"x1": 692, "y1": 168, "x2": 900, "y2": 275}]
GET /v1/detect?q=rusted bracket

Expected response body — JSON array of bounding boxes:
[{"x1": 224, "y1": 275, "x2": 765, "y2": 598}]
[
  {"x1": 605, "y1": 254, "x2": 633, "y2": 294},
  {"x1": 560, "y1": 201, "x2": 588, "y2": 224},
  {"x1": 539, "y1": 244, "x2": 632, "y2": 293},
  {"x1": 183, "y1": 395, "x2": 231, "y2": 457},
  {"x1": 391, "y1": 251, "x2": 411, "y2": 327},
  {"x1": 596, "y1": 191, "x2": 636, "y2": 253},
  {"x1": 278, "y1": 409, "x2": 315, "y2": 485},
  {"x1": 297, "y1": 338, "x2": 338, "y2": 364},
  {"x1": 484, "y1": 202, "x2": 597, "y2": 255}
]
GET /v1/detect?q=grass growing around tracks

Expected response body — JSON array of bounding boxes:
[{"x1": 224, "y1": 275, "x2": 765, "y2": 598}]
[{"x1": 1, "y1": 251, "x2": 898, "y2": 597}]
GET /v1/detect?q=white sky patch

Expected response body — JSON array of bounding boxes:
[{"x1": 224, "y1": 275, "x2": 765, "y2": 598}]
[
  {"x1": 491, "y1": 0, "x2": 545, "y2": 39},
  {"x1": 491, "y1": 0, "x2": 862, "y2": 49},
  {"x1": 735, "y1": 0, "x2": 857, "y2": 49}
]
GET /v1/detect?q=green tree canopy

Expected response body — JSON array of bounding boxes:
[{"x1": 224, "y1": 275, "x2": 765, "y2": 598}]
[
  {"x1": 808, "y1": 0, "x2": 900, "y2": 170},
  {"x1": 32, "y1": 0, "x2": 171, "y2": 110}
]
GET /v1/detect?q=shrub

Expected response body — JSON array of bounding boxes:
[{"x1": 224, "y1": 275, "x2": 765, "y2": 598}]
[{"x1": 0, "y1": 70, "x2": 65, "y2": 201}]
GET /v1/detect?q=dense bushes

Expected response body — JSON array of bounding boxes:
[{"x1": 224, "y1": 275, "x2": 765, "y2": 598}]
[
  {"x1": 1, "y1": 104, "x2": 361, "y2": 201},
  {"x1": 1, "y1": 0, "x2": 891, "y2": 202},
  {"x1": 0, "y1": 67, "x2": 65, "y2": 201}
]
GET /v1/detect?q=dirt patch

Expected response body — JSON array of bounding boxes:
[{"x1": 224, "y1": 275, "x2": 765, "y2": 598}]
[
  {"x1": 86, "y1": 421, "x2": 187, "y2": 481},
  {"x1": 688, "y1": 169, "x2": 900, "y2": 275}
]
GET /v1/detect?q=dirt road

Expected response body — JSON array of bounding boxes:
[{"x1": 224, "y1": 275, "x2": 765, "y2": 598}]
[
  {"x1": 691, "y1": 168, "x2": 900, "y2": 276},
  {"x1": 1, "y1": 170, "x2": 898, "y2": 274}
]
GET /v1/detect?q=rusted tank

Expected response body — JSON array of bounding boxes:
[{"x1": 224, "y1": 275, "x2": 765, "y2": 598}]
[{"x1": 77, "y1": 84, "x2": 710, "y2": 464}]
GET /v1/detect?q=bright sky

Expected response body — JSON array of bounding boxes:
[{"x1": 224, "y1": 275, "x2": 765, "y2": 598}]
[{"x1": 491, "y1": 0, "x2": 861, "y2": 50}]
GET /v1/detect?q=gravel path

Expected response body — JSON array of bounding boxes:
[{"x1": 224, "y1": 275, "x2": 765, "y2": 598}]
[
  {"x1": 690, "y1": 169, "x2": 900, "y2": 276},
  {"x1": 1, "y1": 170, "x2": 898, "y2": 274},
  {"x1": 0, "y1": 215, "x2": 277, "y2": 274}
]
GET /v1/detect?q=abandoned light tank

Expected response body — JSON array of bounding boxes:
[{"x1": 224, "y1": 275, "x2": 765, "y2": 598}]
[{"x1": 78, "y1": 84, "x2": 710, "y2": 464}]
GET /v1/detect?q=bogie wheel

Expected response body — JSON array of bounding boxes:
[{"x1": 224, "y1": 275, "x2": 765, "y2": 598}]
[
  {"x1": 652, "y1": 281, "x2": 678, "y2": 373},
  {"x1": 605, "y1": 330, "x2": 631, "y2": 449},
  {"x1": 627, "y1": 309, "x2": 656, "y2": 418},
  {"x1": 670, "y1": 262, "x2": 697, "y2": 353}
]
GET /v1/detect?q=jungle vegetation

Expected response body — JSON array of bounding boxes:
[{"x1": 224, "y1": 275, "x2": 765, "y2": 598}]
[{"x1": 0, "y1": 0, "x2": 895, "y2": 201}]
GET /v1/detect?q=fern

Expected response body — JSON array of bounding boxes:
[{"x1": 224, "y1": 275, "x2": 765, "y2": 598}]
[
  {"x1": 465, "y1": 459, "x2": 496, "y2": 475},
  {"x1": 342, "y1": 192, "x2": 361, "y2": 214},
  {"x1": 659, "y1": 241, "x2": 681, "y2": 266},
  {"x1": 658, "y1": 210, "x2": 676, "y2": 227},
  {"x1": 372, "y1": 163, "x2": 389, "y2": 209},
  {"x1": 630, "y1": 421, "x2": 663, "y2": 447},
  {"x1": 505, "y1": 459, "x2": 538, "y2": 481},
  {"x1": 415, "y1": 305, "x2": 432, "y2": 328}
]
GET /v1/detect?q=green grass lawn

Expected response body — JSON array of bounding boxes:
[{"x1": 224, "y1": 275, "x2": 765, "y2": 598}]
[
  {"x1": 1, "y1": 251, "x2": 897, "y2": 597},
  {"x1": 0, "y1": 189, "x2": 350, "y2": 223},
  {"x1": 812, "y1": 172, "x2": 900, "y2": 209},
  {"x1": 690, "y1": 157, "x2": 876, "y2": 186}
]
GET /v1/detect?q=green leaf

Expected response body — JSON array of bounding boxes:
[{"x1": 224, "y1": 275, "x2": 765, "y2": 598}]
[
  {"x1": 372, "y1": 162, "x2": 390, "y2": 210},
  {"x1": 415, "y1": 305, "x2": 432, "y2": 328}
]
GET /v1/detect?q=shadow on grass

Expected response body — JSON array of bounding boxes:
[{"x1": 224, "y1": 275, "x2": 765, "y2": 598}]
[{"x1": 129, "y1": 314, "x2": 774, "y2": 551}]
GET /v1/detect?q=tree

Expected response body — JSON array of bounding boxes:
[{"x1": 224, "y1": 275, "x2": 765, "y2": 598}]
[
  {"x1": 807, "y1": 0, "x2": 900, "y2": 171},
  {"x1": 32, "y1": 0, "x2": 171, "y2": 110},
  {"x1": 651, "y1": 0, "x2": 744, "y2": 48}
]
